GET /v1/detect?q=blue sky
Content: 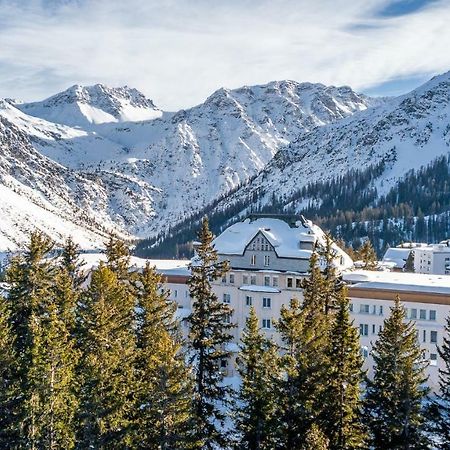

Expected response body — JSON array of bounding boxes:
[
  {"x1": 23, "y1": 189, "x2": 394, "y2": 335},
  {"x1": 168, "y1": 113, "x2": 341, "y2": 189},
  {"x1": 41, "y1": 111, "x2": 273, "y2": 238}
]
[{"x1": 0, "y1": 0, "x2": 448, "y2": 109}]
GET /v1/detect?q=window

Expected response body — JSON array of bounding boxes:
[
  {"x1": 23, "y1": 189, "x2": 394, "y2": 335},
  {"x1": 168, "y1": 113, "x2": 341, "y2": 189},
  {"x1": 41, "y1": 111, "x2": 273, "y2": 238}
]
[
  {"x1": 250, "y1": 275, "x2": 256, "y2": 285},
  {"x1": 361, "y1": 347, "x2": 369, "y2": 358},
  {"x1": 264, "y1": 255, "x2": 270, "y2": 266},
  {"x1": 223, "y1": 293, "x2": 231, "y2": 304},
  {"x1": 223, "y1": 314, "x2": 231, "y2": 324},
  {"x1": 410, "y1": 308, "x2": 417, "y2": 319},
  {"x1": 431, "y1": 331, "x2": 438, "y2": 343},
  {"x1": 221, "y1": 275, "x2": 227, "y2": 283},
  {"x1": 220, "y1": 359, "x2": 228, "y2": 368},
  {"x1": 263, "y1": 297, "x2": 272, "y2": 308},
  {"x1": 295, "y1": 278, "x2": 302, "y2": 289},
  {"x1": 243, "y1": 275, "x2": 249, "y2": 285},
  {"x1": 251, "y1": 255, "x2": 256, "y2": 266},
  {"x1": 371, "y1": 305, "x2": 377, "y2": 315},
  {"x1": 185, "y1": 291, "x2": 189, "y2": 298},
  {"x1": 174, "y1": 289, "x2": 178, "y2": 298},
  {"x1": 372, "y1": 324, "x2": 376, "y2": 334},
  {"x1": 360, "y1": 304, "x2": 370, "y2": 314},
  {"x1": 262, "y1": 319, "x2": 272, "y2": 329},
  {"x1": 379, "y1": 325, "x2": 383, "y2": 333},
  {"x1": 379, "y1": 305, "x2": 384, "y2": 315},
  {"x1": 360, "y1": 324, "x2": 369, "y2": 336},
  {"x1": 420, "y1": 309, "x2": 426, "y2": 320},
  {"x1": 245, "y1": 296, "x2": 252, "y2": 306},
  {"x1": 430, "y1": 353, "x2": 438, "y2": 366},
  {"x1": 229, "y1": 274, "x2": 235, "y2": 284},
  {"x1": 423, "y1": 330, "x2": 426, "y2": 342},
  {"x1": 264, "y1": 276, "x2": 270, "y2": 287},
  {"x1": 272, "y1": 276, "x2": 279, "y2": 287},
  {"x1": 430, "y1": 310, "x2": 436, "y2": 321},
  {"x1": 287, "y1": 277, "x2": 293, "y2": 288},
  {"x1": 349, "y1": 303, "x2": 354, "y2": 312}
]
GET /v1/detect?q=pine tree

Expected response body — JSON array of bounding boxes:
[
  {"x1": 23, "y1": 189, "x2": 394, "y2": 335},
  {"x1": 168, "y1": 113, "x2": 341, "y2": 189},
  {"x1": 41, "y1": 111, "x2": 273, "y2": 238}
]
[
  {"x1": 56, "y1": 238, "x2": 85, "y2": 332},
  {"x1": 365, "y1": 295, "x2": 430, "y2": 449},
  {"x1": 275, "y1": 295, "x2": 329, "y2": 449},
  {"x1": 133, "y1": 263, "x2": 194, "y2": 449},
  {"x1": 235, "y1": 307, "x2": 279, "y2": 450},
  {"x1": 302, "y1": 424, "x2": 329, "y2": 450},
  {"x1": 356, "y1": 240, "x2": 378, "y2": 270},
  {"x1": 187, "y1": 217, "x2": 234, "y2": 449},
  {"x1": 105, "y1": 235, "x2": 131, "y2": 281},
  {"x1": 5, "y1": 232, "x2": 56, "y2": 447},
  {"x1": 0, "y1": 294, "x2": 20, "y2": 447},
  {"x1": 77, "y1": 264, "x2": 136, "y2": 448},
  {"x1": 301, "y1": 251, "x2": 326, "y2": 312},
  {"x1": 5, "y1": 232, "x2": 80, "y2": 448},
  {"x1": 404, "y1": 250, "x2": 415, "y2": 273},
  {"x1": 322, "y1": 287, "x2": 366, "y2": 449},
  {"x1": 317, "y1": 235, "x2": 344, "y2": 315},
  {"x1": 433, "y1": 315, "x2": 450, "y2": 449},
  {"x1": 27, "y1": 298, "x2": 79, "y2": 449}
]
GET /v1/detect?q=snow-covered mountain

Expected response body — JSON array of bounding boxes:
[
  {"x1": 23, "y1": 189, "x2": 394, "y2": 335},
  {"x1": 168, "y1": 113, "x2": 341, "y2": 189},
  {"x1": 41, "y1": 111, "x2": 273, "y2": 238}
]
[
  {"x1": 0, "y1": 80, "x2": 379, "y2": 250},
  {"x1": 212, "y1": 72, "x2": 450, "y2": 217},
  {"x1": 4, "y1": 72, "x2": 450, "y2": 253},
  {"x1": 16, "y1": 84, "x2": 162, "y2": 128}
]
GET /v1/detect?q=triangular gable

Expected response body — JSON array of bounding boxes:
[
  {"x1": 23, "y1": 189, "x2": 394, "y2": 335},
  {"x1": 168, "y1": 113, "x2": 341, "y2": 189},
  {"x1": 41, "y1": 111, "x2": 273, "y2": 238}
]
[{"x1": 243, "y1": 230, "x2": 278, "y2": 256}]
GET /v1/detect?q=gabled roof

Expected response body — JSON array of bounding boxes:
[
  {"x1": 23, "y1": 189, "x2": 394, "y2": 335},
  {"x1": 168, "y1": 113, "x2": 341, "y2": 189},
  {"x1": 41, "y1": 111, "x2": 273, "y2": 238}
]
[{"x1": 212, "y1": 217, "x2": 353, "y2": 269}]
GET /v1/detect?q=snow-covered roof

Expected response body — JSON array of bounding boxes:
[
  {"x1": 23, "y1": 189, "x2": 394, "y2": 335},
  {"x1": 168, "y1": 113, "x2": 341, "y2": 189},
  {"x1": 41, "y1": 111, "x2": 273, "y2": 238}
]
[
  {"x1": 213, "y1": 217, "x2": 353, "y2": 269},
  {"x1": 344, "y1": 270, "x2": 450, "y2": 295},
  {"x1": 382, "y1": 247, "x2": 412, "y2": 269},
  {"x1": 80, "y1": 253, "x2": 190, "y2": 276}
]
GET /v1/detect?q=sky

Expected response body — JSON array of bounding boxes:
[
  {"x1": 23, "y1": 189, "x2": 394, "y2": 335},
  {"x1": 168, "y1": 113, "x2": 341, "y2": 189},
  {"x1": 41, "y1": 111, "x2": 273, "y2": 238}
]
[{"x1": 0, "y1": 0, "x2": 448, "y2": 110}]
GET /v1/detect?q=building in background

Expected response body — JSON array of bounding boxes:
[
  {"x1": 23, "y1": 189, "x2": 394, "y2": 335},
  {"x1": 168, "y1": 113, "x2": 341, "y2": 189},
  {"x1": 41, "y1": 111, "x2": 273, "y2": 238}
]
[{"x1": 383, "y1": 241, "x2": 450, "y2": 275}]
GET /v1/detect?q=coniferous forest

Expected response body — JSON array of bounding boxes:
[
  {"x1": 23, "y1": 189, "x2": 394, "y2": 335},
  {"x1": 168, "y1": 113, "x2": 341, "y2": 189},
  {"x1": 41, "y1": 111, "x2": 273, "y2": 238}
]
[{"x1": 2, "y1": 221, "x2": 450, "y2": 449}]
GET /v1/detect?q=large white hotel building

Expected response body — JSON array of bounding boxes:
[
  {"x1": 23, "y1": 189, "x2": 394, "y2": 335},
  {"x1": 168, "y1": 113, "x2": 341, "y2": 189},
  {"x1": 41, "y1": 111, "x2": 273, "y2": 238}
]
[{"x1": 152, "y1": 215, "x2": 450, "y2": 392}]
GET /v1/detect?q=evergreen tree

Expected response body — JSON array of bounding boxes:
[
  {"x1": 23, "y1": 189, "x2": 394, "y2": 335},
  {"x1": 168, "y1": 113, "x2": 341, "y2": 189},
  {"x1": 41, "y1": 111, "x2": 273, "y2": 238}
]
[
  {"x1": 301, "y1": 252, "x2": 326, "y2": 312},
  {"x1": 5, "y1": 232, "x2": 80, "y2": 448},
  {"x1": 105, "y1": 235, "x2": 131, "y2": 280},
  {"x1": 356, "y1": 240, "x2": 378, "y2": 270},
  {"x1": 317, "y1": 235, "x2": 344, "y2": 315},
  {"x1": 0, "y1": 294, "x2": 20, "y2": 447},
  {"x1": 365, "y1": 296, "x2": 430, "y2": 449},
  {"x1": 27, "y1": 298, "x2": 79, "y2": 449},
  {"x1": 133, "y1": 263, "x2": 194, "y2": 449},
  {"x1": 77, "y1": 264, "x2": 136, "y2": 448},
  {"x1": 302, "y1": 424, "x2": 329, "y2": 450},
  {"x1": 56, "y1": 238, "x2": 85, "y2": 332},
  {"x1": 5, "y1": 232, "x2": 56, "y2": 447},
  {"x1": 187, "y1": 217, "x2": 234, "y2": 449},
  {"x1": 322, "y1": 287, "x2": 366, "y2": 449},
  {"x1": 404, "y1": 250, "x2": 415, "y2": 273},
  {"x1": 433, "y1": 315, "x2": 450, "y2": 449},
  {"x1": 234, "y1": 307, "x2": 279, "y2": 450},
  {"x1": 275, "y1": 295, "x2": 329, "y2": 449}
]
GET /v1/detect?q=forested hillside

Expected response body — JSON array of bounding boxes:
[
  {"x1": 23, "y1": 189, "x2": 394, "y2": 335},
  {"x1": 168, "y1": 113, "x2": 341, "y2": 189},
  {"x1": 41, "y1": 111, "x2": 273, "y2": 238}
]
[{"x1": 135, "y1": 154, "x2": 450, "y2": 258}]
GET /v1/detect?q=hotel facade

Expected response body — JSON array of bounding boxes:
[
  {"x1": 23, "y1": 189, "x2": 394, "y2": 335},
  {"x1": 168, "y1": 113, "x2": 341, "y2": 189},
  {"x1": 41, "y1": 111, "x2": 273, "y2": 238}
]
[{"x1": 161, "y1": 216, "x2": 450, "y2": 392}]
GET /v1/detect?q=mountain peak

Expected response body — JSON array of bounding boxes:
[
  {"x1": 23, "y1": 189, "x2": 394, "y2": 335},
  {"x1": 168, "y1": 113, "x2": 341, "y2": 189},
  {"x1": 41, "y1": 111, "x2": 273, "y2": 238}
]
[{"x1": 16, "y1": 84, "x2": 162, "y2": 127}]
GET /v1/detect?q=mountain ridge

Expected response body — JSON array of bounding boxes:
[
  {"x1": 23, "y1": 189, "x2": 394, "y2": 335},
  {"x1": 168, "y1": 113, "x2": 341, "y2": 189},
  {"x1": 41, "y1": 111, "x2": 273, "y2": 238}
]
[{"x1": 1, "y1": 74, "x2": 449, "y2": 253}]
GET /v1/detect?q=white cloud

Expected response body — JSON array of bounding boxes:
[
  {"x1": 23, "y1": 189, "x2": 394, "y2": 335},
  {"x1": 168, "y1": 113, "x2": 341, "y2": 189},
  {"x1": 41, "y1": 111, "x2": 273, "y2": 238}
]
[{"x1": 0, "y1": 0, "x2": 448, "y2": 109}]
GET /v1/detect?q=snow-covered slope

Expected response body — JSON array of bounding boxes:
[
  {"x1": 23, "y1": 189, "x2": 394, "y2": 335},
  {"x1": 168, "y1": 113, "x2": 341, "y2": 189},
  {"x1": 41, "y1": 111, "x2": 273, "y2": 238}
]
[
  {"x1": 17, "y1": 84, "x2": 162, "y2": 128},
  {"x1": 0, "y1": 80, "x2": 378, "y2": 250},
  {"x1": 218, "y1": 71, "x2": 450, "y2": 213},
  {"x1": 6, "y1": 73, "x2": 450, "y2": 253}
]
